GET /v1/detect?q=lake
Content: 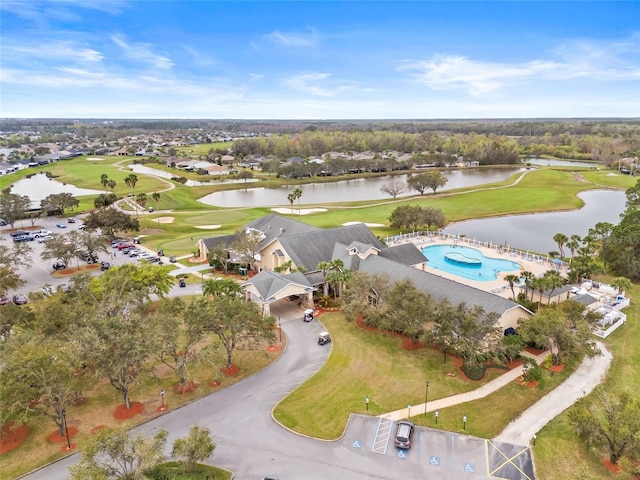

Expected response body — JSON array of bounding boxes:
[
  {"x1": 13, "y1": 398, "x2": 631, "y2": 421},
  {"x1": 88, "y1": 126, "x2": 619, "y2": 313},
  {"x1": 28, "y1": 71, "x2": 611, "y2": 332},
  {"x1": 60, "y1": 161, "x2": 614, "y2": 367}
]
[
  {"x1": 442, "y1": 190, "x2": 626, "y2": 255},
  {"x1": 522, "y1": 157, "x2": 600, "y2": 168},
  {"x1": 9, "y1": 173, "x2": 105, "y2": 208},
  {"x1": 199, "y1": 167, "x2": 528, "y2": 207}
]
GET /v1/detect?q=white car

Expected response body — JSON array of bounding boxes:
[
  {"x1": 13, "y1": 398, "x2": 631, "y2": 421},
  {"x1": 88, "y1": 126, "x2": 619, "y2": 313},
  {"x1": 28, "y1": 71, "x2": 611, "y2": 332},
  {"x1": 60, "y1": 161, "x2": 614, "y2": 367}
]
[
  {"x1": 37, "y1": 234, "x2": 53, "y2": 243},
  {"x1": 32, "y1": 230, "x2": 52, "y2": 238}
]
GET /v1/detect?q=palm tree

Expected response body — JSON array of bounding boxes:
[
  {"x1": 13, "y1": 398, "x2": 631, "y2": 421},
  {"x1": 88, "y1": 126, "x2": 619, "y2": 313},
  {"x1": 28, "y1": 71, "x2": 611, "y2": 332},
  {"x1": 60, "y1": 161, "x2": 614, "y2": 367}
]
[
  {"x1": 293, "y1": 188, "x2": 302, "y2": 216},
  {"x1": 152, "y1": 192, "x2": 161, "y2": 222},
  {"x1": 531, "y1": 276, "x2": 549, "y2": 307},
  {"x1": 316, "y1": 261, "x2": 332, "y2": 296},
  {"x1": 504, "y1": 274, "x2": 520, "y2": 300},
  {"x1": 566, "y1": 234, "x2": 581, "y2": 261},
  {"x1": 287, "y1": 192, "x2": 296, "y2": 217},
  {"x1": 124, "y1": 174, "x2": 138, "y2": 196},
  {"x1": 543, "y1": 269, "x2": 564, "y2": 305},
  {"x1": 611, "y1": 276, "x2": 631, "y2": 296},
  {"x1": 553, "y1": 233, "x2": 568, "y2": 258},
  {"x1": 107, "y1": 179, "x2": 117, "y2": 191},
  {"x1": 520, "y1": 270, "x2": 534, "y2": 301}
]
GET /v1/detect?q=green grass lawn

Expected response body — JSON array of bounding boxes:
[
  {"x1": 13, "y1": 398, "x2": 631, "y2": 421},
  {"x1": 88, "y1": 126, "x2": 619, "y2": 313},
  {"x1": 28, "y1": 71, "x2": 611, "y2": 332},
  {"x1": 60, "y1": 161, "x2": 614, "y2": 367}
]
[{"x1": 273, "y1": 312, "x2": 572, "y2": 440}]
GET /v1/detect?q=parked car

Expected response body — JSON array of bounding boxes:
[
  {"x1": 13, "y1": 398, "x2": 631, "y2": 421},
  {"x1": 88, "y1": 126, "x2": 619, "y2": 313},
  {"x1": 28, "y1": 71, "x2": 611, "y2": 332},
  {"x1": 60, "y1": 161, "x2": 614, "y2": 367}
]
[
  {"x1": 12, "y1": 294, "x2": 28, "y2": 305},
  {"x1": 32, "y1": 230, "x2": 52, "y2": 238},
  {"x1": 52, "y1": 261, "x2": 67, "y2": 270},
  {"x1": 100, "y1": 261, "x2": 111, "y2": 271},
  {"x1": 147, "y1": 256, "x2": 161, "y2": 263},
  {"x1": 79, "y1": 251, "x2": 99, "y2": 264},
  {"x1": 56, "y1": 223, "x2": 67, "y2": 229},
  {"x1": 318, "y1": 331, "x2": 331, "y2": 345},
  {"x1": 37, "y1": 235, "x2": 53, "y2": 243},
  {"x1": 179, "y1": 278, "x2": 186, "y2": 287},
  {"x1": 0, "y1": 219, "x2": 7, "y2": 226},
  {"x1": 128, "y1": 249, "x2": 143, "y2": 257},
  {"x1": 57, "y1": 284, "x2": 70, "y2": 293},
  {"x1": 41, "y1": 286, "x2": 57, "y2": 297},
  {"x1": 169, "y1": 255, "x2": 177, "y2": 263},
  {"x1": 10, "y1": 230, "x2": 28, "y2": 238},
  {"x1": 0, "y1": 296, "x2": 11, "y2": 305},
  {"x1": 13, "y1": 234, "x2": 34, "y2": 242},
  {"x1": 394, "y1": 420, "x2": 414, "y2": 449},
  {"x1": 78, "y1": 224, "x2": 86, "y2": 230},
  {"x1": 117, "y1": 243, "x2": 135, "y2": 250},
  {"x1": 67, "y1": 217, "x2": 76, "y2": 223}
]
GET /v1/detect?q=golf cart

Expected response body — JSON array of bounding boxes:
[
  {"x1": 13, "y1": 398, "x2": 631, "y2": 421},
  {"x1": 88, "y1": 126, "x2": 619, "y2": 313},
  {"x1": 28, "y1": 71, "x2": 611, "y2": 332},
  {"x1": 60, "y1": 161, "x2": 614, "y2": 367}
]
[
  {"x1": 318, "y1": 331, "x2": 331, "y2": 346},
  {"x1": 303, "y1": 308, "x2": 314, "y2": 322}
]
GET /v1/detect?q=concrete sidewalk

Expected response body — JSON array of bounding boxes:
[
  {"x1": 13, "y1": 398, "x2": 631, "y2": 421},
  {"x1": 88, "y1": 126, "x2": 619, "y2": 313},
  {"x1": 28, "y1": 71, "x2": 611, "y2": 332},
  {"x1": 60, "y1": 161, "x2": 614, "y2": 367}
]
[
  {"x1": 380, "y1": 349, "x2": 550, "y2": 422},
  {"x1": 380, "y1": 342, "x2": 612, "y2": 448}
]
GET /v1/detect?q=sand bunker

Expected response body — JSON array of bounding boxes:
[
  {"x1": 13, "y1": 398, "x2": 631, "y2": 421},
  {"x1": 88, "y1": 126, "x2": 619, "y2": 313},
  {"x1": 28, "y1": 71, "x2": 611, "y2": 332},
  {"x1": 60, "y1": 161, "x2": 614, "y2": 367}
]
[
  {"x1": 86, "y1": 157, "x2": 104, "y2": 161},
  {"x1": 343, "y1": 221, "x2": 385, "y2": 227},
  {"x1": 195, "y1": 225, "x2": 222, "y2": 229},
  {"x1": 271, "y1": 207, "x2": 327, "y2": 215},
  {"x1": 156, "y1": 217, "x2": 175, "y2": 224}
]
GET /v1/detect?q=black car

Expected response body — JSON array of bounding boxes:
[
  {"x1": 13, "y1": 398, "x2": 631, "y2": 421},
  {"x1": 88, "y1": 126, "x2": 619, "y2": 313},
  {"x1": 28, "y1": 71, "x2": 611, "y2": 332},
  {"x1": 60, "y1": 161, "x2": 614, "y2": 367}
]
[
  {"x1": 10, "y1": 230, "x2": 28, "y2": 238},
  {"x1": 13, "y1": 234, "x2": 34, "y2": 242},
  {"x1": 179, "y1": 278, "x2": 186, "y2": 287},
  {"x1": 79, "y1": 251, "x2": 99, "y2": 264},
  {"x1": 53, "y1": 261, "x2": 67, "y2": 270},
  {"x1": 68, "y1": 217, "x2": 76, "y2": 223},
  {"x1": 12, "y1": 294, "x2": 28, "y2": 305},
  {"x1": 100, "y1": 261, "x2": 111, "y2": 271}
]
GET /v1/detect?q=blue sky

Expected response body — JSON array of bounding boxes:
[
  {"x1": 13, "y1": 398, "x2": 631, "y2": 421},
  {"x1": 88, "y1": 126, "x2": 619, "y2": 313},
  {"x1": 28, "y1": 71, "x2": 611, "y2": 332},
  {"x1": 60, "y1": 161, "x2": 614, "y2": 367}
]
[{"x1": 1, "y1": 1, "x2": 638, "y2": 119}]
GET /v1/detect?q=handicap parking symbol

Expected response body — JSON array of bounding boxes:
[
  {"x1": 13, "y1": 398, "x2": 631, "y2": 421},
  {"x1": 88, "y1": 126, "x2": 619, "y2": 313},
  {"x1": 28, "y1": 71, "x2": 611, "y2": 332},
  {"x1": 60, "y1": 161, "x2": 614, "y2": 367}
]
[
  {"x1": 352, "y1": 440, "x2": 361, "y2": 449},
  {"x1": 397, "y1": 450, "x2": 407, "y2": 459},
  {"x1": 464, "y1": 463, "x2": 475, "y2": 473},
  {"x1": 430, "y1": 456, "x2": 441, "y2": 466}
]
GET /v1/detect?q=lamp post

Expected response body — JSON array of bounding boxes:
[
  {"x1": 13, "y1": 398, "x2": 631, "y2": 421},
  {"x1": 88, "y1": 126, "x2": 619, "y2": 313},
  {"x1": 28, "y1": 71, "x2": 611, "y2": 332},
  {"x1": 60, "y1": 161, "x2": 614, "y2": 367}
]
[
  {"x1": 463, "y1": 414, "x2": 467, "y2": 431},
  {"x1": 159, "y1": 390, "x2": 166, "y2": 411},
  {"x1": 278, "y1": 316, "x2": 282, "y2": 342},
  {"x1": 424, "y1": 381, "x2": 429, "y2": 416},
  {"x1": 435, "y1": 409, "x2": 439, "y2": 425},
  {"x1": 365, "y1": 396, "x2": 369, "y2": 412},
  {"x1": 407, "y1": 403, "x2": 412, "y2": 419},
  {"x1": 61, "y1": 408, "x2": 71, "y2": 450}
]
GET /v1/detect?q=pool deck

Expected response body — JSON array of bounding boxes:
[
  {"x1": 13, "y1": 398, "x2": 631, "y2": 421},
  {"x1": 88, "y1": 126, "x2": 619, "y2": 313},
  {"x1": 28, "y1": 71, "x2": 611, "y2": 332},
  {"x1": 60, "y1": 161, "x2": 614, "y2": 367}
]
[{"x1": 398, "y1": 235, "x2": 556, "y2": 299}]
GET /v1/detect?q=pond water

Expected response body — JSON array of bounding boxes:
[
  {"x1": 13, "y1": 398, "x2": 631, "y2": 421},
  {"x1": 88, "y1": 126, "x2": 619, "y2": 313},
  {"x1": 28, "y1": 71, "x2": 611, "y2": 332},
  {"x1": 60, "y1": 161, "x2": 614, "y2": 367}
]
[
  {"x1": 199, "y1": 167, "x2": 528, "y2": 207},
  {"x1": 421, "y1": 244, "x2": 520, "y2": 282},
  {"x1": 522, "y1": 157, "x2": 600, "y2": 168},
  {"x1": 442, "y1": 190, "x2": 626, "y2": 255},
  {"x1": 9, "y1": 173, "x2": 105, "y2": 208}
]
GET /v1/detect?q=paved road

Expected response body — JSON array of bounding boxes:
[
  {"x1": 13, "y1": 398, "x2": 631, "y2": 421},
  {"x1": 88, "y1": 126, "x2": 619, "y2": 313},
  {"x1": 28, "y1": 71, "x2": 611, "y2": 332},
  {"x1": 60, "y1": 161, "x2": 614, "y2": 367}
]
[{"x1": 494, "y1": 341, "x2": 612, "y2": 446}]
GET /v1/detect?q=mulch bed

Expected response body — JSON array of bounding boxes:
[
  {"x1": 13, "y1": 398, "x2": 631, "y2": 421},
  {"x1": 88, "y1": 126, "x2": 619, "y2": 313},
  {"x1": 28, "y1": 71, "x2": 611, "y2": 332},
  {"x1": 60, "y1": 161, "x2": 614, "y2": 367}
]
[
  {"x1": 221, "y1": 364, "x2": 239, "y2": 376},
  {"x1": 47, "y1": 426, "x2": 79, "y2": 444},
  {"x1": 514, "y1": 376, "x2": 539, "y2": 388},
  {"x1": 173, "y1": 381, "x2": 198, "y2": 394},
  {"x1": 525, "y1": 346, "x2": 546, "y2": 355},
  {"x1": 266, "y1": 345, "x2": 280, "y2": 352},
  {"x1": 601, "y1": 458, "x2": 622, "y2": 473},
  {"x1": 208, "y1": 380, "x2": 221, "y2": 387},
  {"x1": 548, "y1": 364, "x2": 565, "y2": 373},
  {"x1": 113, "y1": 401, "x2": 144, "y2": 420},
  {"x1": 91, "y1": 425, "x2": 107, "y2": 435},
  {"x1": 0, "y1": 422, "x2": 29, "y2": 455}
]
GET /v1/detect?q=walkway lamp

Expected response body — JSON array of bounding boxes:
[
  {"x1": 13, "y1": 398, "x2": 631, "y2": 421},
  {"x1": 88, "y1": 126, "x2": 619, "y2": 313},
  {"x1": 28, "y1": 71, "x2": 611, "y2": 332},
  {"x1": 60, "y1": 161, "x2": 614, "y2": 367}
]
[
  {"x1": 61, "y1": 408, "x2": 71, "y2": 450},
  {"x1": 365, "y1": 396, "x2": 369, "y2": 412},
  {"x1": 435, "y1": 409, "x2": 439, "y2": 425},
  {"x1": 463, "y1": 414, "x2": 467, "y2": 431},
  {"x1": 159, "y1": 390, "x2": 166, "y2": 411},
  {"x1": 424, "y1": 381, "x2": 429, "y2": 416},
  {"x1": 408, "y1": 403, "x2": 412, "y2": 419}
]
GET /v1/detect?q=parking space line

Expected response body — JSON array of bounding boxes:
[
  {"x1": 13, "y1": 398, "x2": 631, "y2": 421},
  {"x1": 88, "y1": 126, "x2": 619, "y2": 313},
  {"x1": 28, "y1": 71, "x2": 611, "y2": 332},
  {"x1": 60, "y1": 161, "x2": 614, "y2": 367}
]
[{"x1": 371, "y1": 418, "x2": 393, "y2": 455}]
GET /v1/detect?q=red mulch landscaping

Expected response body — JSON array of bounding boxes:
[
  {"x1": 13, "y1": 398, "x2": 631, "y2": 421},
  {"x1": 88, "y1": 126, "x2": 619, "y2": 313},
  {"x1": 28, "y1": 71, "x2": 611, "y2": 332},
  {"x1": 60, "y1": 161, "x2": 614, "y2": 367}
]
[
  {"x1": 209, "y1": 380, "x2": 221, "y2": 387},
  {"x1": 514, "y1": 376, "x2": 539, "y2": 388},
  {"x1": 91, "y1": 425, "x2": 107, "y2": 435},
  {"x1": 221, "y1": 364, "x2": 239, "y2": 376},
  {"x1": 266, "y1": 345, "x2": 280, "y2": 352},
  {"x1": 0, "y1": 423, "x2": 29, "y2": 455},
  {"x1": 113, "y1": 401, "x2": 144, "y2": 420},
  {"x1": 173, "y1": 381, "x2": 198, "y2": 394},
  {"x1": 601, "y1": 458, "x2": 622, "y2": 473},
  {"x1": 548, "y1": 364, "x2": 565, "y2": 373},
  {"x1": 47, "y1": 426, "x2": 78, "y2": 444},
  {"x1": 525, "y1": 346, "x2": 546, "y2": 355}
]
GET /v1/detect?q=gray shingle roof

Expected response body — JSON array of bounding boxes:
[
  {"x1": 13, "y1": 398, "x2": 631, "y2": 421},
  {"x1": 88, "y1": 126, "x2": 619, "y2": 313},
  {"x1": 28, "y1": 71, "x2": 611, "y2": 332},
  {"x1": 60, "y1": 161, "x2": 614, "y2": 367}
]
[
  {"x1": 379, "y1": 243, "x2": 428, "y2": 266},
  {"x1": 358, "y1": 254, "x2": 524, "y2": 317},
  {"x1": 278, "y1": 223, "x2": 383, "y2": 271},
  {"x1": 242, "y1": 270, "x2": 314, "y2": 303}
]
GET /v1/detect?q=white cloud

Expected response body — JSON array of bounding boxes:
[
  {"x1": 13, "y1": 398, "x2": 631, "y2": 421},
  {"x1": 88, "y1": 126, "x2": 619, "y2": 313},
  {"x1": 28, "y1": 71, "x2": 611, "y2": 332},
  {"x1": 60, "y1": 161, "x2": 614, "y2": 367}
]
[
  {"x1": 7, "y1": 41, "x2": 104, "y2": 63},
  {"x1": 111, "y1": 34, "x2": 174, "y2": 69},
  {"x1": 249, "y1": 73, "x2": 264, "y2": 82},
  {"x1": 0, "y1": 0, "x2": 127, "y2": 24},
  {"x1": 283, "y1": 72, "x2": 358, "y2": 98},
  {"x1": 265, "y1": 28, "x2": 320, "y2": 47}
]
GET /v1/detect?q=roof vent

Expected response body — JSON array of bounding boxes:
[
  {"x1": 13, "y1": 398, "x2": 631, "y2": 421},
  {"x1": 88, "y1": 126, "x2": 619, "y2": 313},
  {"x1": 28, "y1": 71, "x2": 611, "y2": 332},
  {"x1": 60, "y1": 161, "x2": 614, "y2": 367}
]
[{"x1": 279, "y1": 227, "x2": 284, "y2": 234}]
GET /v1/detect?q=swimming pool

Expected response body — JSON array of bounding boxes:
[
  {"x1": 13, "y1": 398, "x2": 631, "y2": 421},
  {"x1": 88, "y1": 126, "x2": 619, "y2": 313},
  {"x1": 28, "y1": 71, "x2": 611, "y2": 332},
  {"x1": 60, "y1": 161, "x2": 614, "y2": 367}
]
[{"x1": 421, "y1": 245, "x2": 521, "y2": 282}]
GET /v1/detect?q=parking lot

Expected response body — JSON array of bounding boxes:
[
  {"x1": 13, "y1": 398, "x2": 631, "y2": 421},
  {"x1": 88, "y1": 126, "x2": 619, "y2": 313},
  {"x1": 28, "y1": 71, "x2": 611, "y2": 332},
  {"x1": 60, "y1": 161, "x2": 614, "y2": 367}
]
[
  {"x1": 1, "y1": 215, "x2": 159, "y2": 300},
  {"x1": 342, "y1": 414, "x2": 535, "y2": 480}
]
